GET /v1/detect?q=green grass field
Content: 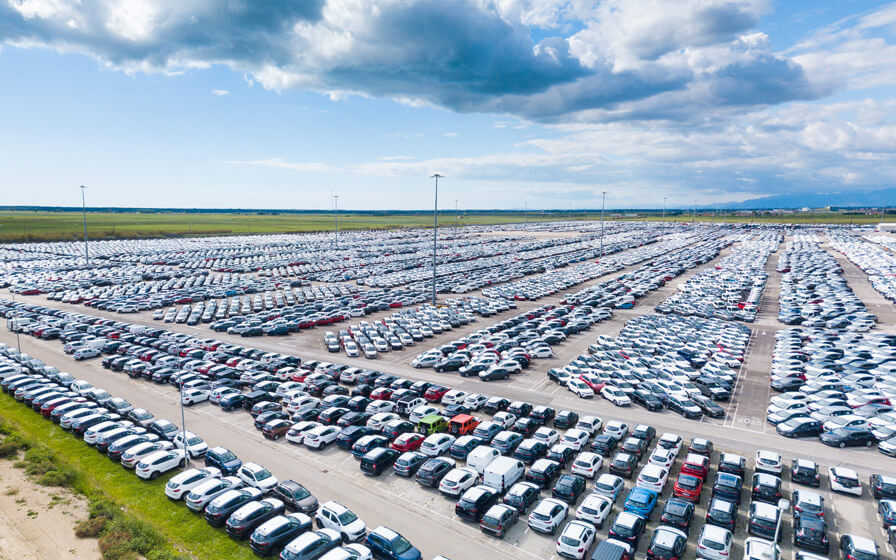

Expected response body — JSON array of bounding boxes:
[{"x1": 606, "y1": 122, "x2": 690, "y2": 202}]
[
  {"x1": 0, "y1": 392, "x2": 256, "y2": 560},
  {"x1": 0, "y1": 209, "x2": 888, "y2": 243}
]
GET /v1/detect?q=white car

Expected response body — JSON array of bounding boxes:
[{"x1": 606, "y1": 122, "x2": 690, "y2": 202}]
[
  {"x1": 164, "y1": 467, "x2": 221, "y2": 500},
  {"x1": 528, "y1": 498, "x2": 568, "y2": 535},
  {"x1": 576, "y1": 494, "x2": 613, "y2": 528},
  {"x1": 420, "y1": 433, "x2": 456, "y2": 456},
  {"x1": 315, "y1": 501, "x2": 367, "y2": 542},
  {"x1": 529, "y1": 346, "x2": 554, "y2": 358},
  {"x1": 602, "y1": 386, "x2": 632, "y2": 406},
  {"x1": 303, "y1": 425, "x2": 341, "y2": 449},
  {"x1": 463, "y1": 393, "x2": 488, "y2": 410},
  {"x1": 135, "y1": 448, "x2": 186, "y2": 480},
  {"x1": 73, "y1": 347, "x2": 101, "y2": 360},
  {"x1": 533, "y1": 427, "x2": 559, "y2": 446},
  {"x1": 286, "y1": 421, "x2": 321, "y2": 445},
  {"x1": 743, "y1": 537, "x2": 781, "y2": 560},
  {"x1": 365, "y1": 400, "x2": 396, "y2": 414},
  {"x1": 409, "y1": 405, "x2": 440, "y2": 424},
  {"x1": 441, "y1": 390, "x2": 469, "y2": 406},
  {"x1": 287, "y1": 396, "x2": 320, "y2": 414},
  {"x1": 576, "y1": 416, "x2": 603, "y2": 435},
  {"x1": 556, "y1": 519, "x2": 596, "y2": 559},
  {"x1": 754, "y1": 450, "x2": 782, "y2": 474},
  {"x1": 411, "y1": 353, "x2": 441, "y2": 368},
  {"x1": 366, "y1": 412, "x2": 400, "y2": 431},
  {"x1": 648, "y1": 447, "x2": 675, "y2": 469},
  {"x1": 120, "y1": 440, "x2": 173, "y2": 468},
  {"x1": 697, "y1": 524, "x2": 733, "y2": 560},
  {"x1": 603, "y1": 421, "x2": 629, "y2": 439},
  {"x1": 238, "y1": 462, "x2": 278, "y2": 494},
  {"x1": 84, "y1": 421, "x2": 126, "y2": 445},
  {"x1": 636, "y1": 465, "x2": 669, "y2": 494},
  {"x1": 657, "y1": 433, "x2": 683, "y2": 455},
  {"x1": 438, "y1": 467, "x2": 480, "y2": 496},
  {"x1": 561, "y1": 429, "x2": 590, "y2": 451},
  {"x1": 571, "y1": 452, "x2": 603, "y2": 478},
  {"x1": 181, "y1": 388, "x2": 210, "y2": 405},
  {"x1": 172, "y1": 431, "x2": 208, "y2": 458},
  {"x1": 210, "y1": 387, "x2": 240, "y2": 405},
  {"x1": 567, "y1": 379, "x2": 595, "y2": 399},
  {"x1": 492, "y1": 411, "x2": 517, "y2": 429},
  {"x1": 184, "y1": 476, "x2": 243, "y2": 512},
  {"x1": 320, "y1": 544, "x2": 373, "y2": 560},
  {"x1": 828, "y1": 466, "x2": 863, "y2": 496}
]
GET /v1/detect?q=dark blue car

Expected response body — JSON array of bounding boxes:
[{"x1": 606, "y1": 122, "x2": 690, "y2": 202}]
[
  {"x1": 365, "y1": 526, "x2": 421, "y2": 560},
  {"x1": 204, "y1": 446, "x2": 242, "y2": 475}
]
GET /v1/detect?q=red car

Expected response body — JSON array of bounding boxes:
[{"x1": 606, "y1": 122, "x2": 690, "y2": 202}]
[
  {"x1": 680, "y1": 453, "x2": 710, "y2": 480},
  {"x1": 424, "y1": 385, "x2": 450, "y2": 403},
  {"x1": 579, "y1": 375, "x2": 606, "y2": 394},
  {"x1": 370, "y1": 387, "x2": 394, "y2": 401},
  {"x1": 391, "y1": 433, "x2": 424, "y2": 452},
  {"x1": 673, "y1": 473, "x2": 703, "y2": 502}
]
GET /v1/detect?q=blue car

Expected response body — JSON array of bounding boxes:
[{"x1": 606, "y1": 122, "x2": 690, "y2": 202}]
[
  {"x1": 204, "y1": 446, "x2": 242, "y2": 476},
  {"x1": 623, "y1": 487, "x2": 658, "y2": 519},
  {"x1": 365, "y1": 525, "x2": 421, "y2": 560}
]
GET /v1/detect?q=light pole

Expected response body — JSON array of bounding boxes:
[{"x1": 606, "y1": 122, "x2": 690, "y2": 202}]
[
  {"x1": 431, "y1": 174, "x2": 442, "y2": 306},
  {"x1": 662, "y1": 196, "x2": 667, "y2": 241},
  {"x1": 455, "y1": 199, "x2": 459, "y2": 228},
  {"x1": 600, "y1": 191, "x2": 606, "y2": 260},
  {"x1": 80, "y1": 185, "x2": 89, "y2": 265},
  {"x1": 524, "y1": 201, "x2": 528, "y2": 224},
  {"x1": 178, "y1": 378, "x2": 189, "y2": 469},
  {"x1": 333, "y1": 194, "x2": 339, "y2": 250},
  {"x1": 10, "y1": 293, "x2": 21, "y2": 355}
]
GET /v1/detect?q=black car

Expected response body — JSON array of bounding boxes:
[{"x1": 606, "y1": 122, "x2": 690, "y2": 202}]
[
  {"x1": 666, "y1": 396, "x2": 703, "y2": 419},
  {"x1": 219, "y1": 392, "x2": 244, "y2": 411},
  {"x1": 794, "y1": 515, "x2": 829, "y2": 553},
  {"x1": 249, "y1": 513, "x2": 313, "y2": 557},
  {"x1": 608, "y1": 453, "x2": 638, "y2": 479},
  {"x1": 272, "y1": 480, "x2": 319, "y2": 514},
  {"x1": 621, "y1": 437, "x2": 648, "y2": 458},
  {"x1": 456, "y1": 486, "x2": 500, "y2": 522},
  {"x1": 336, "y1": 411, "x2": 370, "y2": 428},
  {"x1": 148, "y1": 419, "x2": 179, "y2": 441},
  {"x1": 705, "y1": 498, "x2": 737, "y2": 532},
  {"x1": 511, "y1": 418, "x2": 539, "y2": 437},
  {"x1": 608, "y1": 512, "x2": 647, "y2": 549},
  {"x1": 529, "y1": 406, "x2": 555, "y2": 426},
  {"x1": 360, "y1": 447, "x2": 400, "y2": 476},
  {"x1": 660, "y1": 498, "x2": 694, "y2": 531},
  {"x1": 483, "y1": 397, "x2": 511, "y2": 415},
  {"x1": 317, "y1": 407, "x2": 349, "y2": 426},
  {"x1": 242, "y1": 390, "x2": 270, "y2": 411},
  {"x1": 840, "y1": 534, "x2": 880, "y2": 560},
  {"x1": 712, "y1": 473, "x2": 743, "y2": 504},
  {"x1": 752, "y1": 473, "x2": 783, "y2": 504},
  {"x1": 871, "y1": 474, "x2": 896, "y2": 500},
  {"x1": 553, "y1": 410, "x2": 579, "y2": 430},
  {"x1": 552, "y1": 474, "x2": 586, "y2": 503},
  {"x1": 292, "y1": 407, "x2": 323, "y2": 422},
  {"x1": 255, "y1": 410, "x2": 289, "y2": 430},
  {"x1": 415, "y1": 457, "x2": 454, "y2": 487},
  {"x1": 205, "y1": 488, "x2": 263, "y2": 526},
  {"x1": 791, "y1": 459, "x2": 821, "y2": 487},
  {"x1": 347, "y1": 396, "x2": 371, "y2": 412},
  {"x1": 250, "y1": 400, "x2": 282, "y2": 418},
  {"x1": 820, "y1": 428, "x2": 876, "y2": 448},
  {"x1": 590, "y1": 434, "x2": 620, "y2": 456},
  {"x1": 503, "y1": 482, "x2": 540, "y2": 513},
  {"x1": 506, "y1": 401, "x2": 533, "y2": 417},
  {"x1": 525, "y1": 460, "x2": 561, "y2": 488},
  {"x1": 225, "y1": 498, "x2": 286, "y2": 540},
  {"x1": 337, "y1": 426, "x2": 373, "y2": 450},
  {"x1": 513, "y1": 440, "x2": 548, "y2": 464},
  {"x1": 718, "y1": 454, "x2": 746, "y2": 478},
  {"x1": 631, "y1": 425, "x2": 656, "y2": 443},
  {"x1": 632, "y1": 389, "x2": 664, "y2": 411}
]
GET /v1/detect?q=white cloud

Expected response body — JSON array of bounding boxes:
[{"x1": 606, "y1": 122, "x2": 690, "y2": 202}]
[
  {"x1": 225, "y1": 158, "x2": 333, "y2": 173},
  {"x1": 211, "y1": 89, "x2": 229, "y2": 96}
]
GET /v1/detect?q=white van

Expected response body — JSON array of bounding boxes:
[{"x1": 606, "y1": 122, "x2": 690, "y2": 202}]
[
  {"x1": 483, "y1": 456, "x2": 525, "y2": 492},
  {"x1": 467, "y1": 446, "x2": 500, "y2": 474}
]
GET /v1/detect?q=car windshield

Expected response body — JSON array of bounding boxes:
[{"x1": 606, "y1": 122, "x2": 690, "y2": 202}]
[
  {"x1": 255, "y1": 469, "x2": 272, "y2": 481},
  {"x1": 218, "y1": 450, "x2": 236, "y2": 462},
  {"x1": 337, "y1": 511, "x2": 357, "y2": 525},
  {"x1": 703, "y1": 537, "x2": 725, "y2": 550},
  {"x1": 612, "y1": 524, "x2": 634, "y2": 537},
  {"x1": 391, "y1": 536, "x2": 411, "y2": 553},
  {"x1": 561, "y1": 535, "x2": 581, "y2": 546},
  {"x1": 186, "y1": 436, "x2": 203, "y2": 445}
]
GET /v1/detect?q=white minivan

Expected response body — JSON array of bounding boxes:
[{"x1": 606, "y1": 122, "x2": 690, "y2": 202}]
[
  {"x1": 482, "y1": 456, "x2": 525, "y2": 492},
  {"x1": 466, "y1": 446, "x2": 500, "y2": 474}
]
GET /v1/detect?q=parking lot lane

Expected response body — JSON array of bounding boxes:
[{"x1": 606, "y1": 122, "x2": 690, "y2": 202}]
[{"x1": 822, "y1": 241, "x2": 896, "y2": 333}]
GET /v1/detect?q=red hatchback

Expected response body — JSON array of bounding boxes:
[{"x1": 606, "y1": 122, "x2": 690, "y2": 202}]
[
  {"x1": 370, "y1": 387, "x2": 394, "y2": 401},
  {"x1": 391, "y1": 433, "x2": 424, "y2": 452},
  {"x1": 424, "y1": 386, "x2": 450, "y2": 403},
  {"x1": 673, "y1": 473, "x2": 703, "y2": 502},
  {"x1": 680, "y1": 453, "x2": 710, "y2": 480}
]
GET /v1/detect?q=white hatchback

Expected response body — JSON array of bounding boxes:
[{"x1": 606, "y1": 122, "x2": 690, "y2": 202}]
[
  {"x1": 570, "y1": 452, "x2": 603, "y2": 479},
  {"x1": 165, "y1": 467, "x2": 221, "y2": 500}
]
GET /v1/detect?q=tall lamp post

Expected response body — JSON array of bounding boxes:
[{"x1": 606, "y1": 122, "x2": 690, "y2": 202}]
[
  {"x1": 178, "y1": 378, "x2": 189, "y2": 469},
  {"x1": 80, "y1": 185, "x2": 89, "y2": 265},
  {"x1": 333, "y1": 194, "x2": 339, "y2": 250},
  {"x1": 600, "y1": 191, "x2": 606, "y2": 260},
  {"x1": 10, "y1": 293, "x2": 21, "y2": 355},
  {"x1": 455, "y1": 200, "x2": 459, "y2": 228},
  {"x1": 662, "y1": 196, "x2": 667, "y2": 241},
  {"x1": 431, "y1": 174, "x2": 443, "y2": 306}
]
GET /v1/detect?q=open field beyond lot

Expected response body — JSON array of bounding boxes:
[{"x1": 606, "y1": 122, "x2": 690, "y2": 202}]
[{"x1": 0, "y1": 209, "x2": 892, "y2": 243}]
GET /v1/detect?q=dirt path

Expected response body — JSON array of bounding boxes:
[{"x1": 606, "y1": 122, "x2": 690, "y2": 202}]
[{"x1": 0, "y1": 458, "x2": 100, "y2": 560}]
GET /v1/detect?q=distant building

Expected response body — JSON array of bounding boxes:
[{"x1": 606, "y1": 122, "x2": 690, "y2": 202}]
[{"x1": 878, "y1": 223, "x2": 896, "y2": 232}]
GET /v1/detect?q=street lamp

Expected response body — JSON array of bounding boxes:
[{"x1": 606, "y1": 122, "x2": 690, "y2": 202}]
[
  {"x1": 80, "y1": 185, "x2": 89, "y2": 265},
  {"x1": 333, "y1": 194, "x2": 339, "y2": 250},
  {"x1": 455, "y1": 199, "x2": 459, "y2": 228},
  {"x1": 662, "y1": 196, "x2": 667, "y2": 241},
  {"x1": 431, "y1": 174, "x2": 443, "y2": 306},
  {"x1": 600, "y1": 191, "x2": 606, "y2": 260},
  {"x1": 10, "y1": 293, "x2": 21, "y2": 355},
  {"x1": 178, "y1": 378, "x2": 189, "y2": 469}
]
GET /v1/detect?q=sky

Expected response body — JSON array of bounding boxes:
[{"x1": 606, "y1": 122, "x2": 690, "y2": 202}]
[{"x1": 1, "y1": 0, "x2": 895, "y2": 210}]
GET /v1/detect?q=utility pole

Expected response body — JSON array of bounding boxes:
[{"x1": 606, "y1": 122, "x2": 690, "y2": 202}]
[
  {"x1": 431, "y1": 174, "x2": 442, "y2": 306},
  {"x1": 80, "y1": 185, "x2": 89, "y2": 265},
  {"x1": 455, "y1": 199, "x2": 458, "y2": 228},
  {"x1": 10, "y1": 292, "x2": 21, "y2": 355},
  {"x1": 600, "y1": 191, "x2": 606, "y2": 260},
  {"x1": 692, "y1": 201, "x2": 696, "y2": 224},
  {"x1": 333, "y1": 194, "x2": 339, "y2": 250},
  {"x1": 179, "y1": 378, "x2": 189, "y2": 469},
  {"x1": 524, "y1": 201, "x2": 528, "y2": 224}
]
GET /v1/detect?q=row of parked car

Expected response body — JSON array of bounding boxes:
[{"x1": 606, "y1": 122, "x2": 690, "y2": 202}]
[
  {"x1": 776, "y1": 239, "x2": 875, "y2": 330},
  {"x1": 0, "y1": 344, "x2": 429, "y2": 560},
  {"x1": 655, "y1": 232, "x2": 780, "y2": 322},
  {"x1": 410, "y1": 302, "x2": 612, "y2": 377},
  {"x1": 548, "y1": 314, "x2": 748, "y2": 416},
  {"x1": 830, "y1": 232, "x2": 896, "y2": 305}
]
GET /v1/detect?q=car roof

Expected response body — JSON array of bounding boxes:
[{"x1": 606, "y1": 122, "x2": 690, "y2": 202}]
[{"x1": 848, "y1": 535, "x2": 878, "y2": 553}]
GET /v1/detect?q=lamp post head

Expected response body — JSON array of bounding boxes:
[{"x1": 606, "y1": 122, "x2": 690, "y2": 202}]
[{"x1": 431, "y1": 173, "x2": 443, "y2": 179}]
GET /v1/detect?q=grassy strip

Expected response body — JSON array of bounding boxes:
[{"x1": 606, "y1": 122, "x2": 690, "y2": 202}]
[{"x1": 0, "y1": 392, "x2": 257, "y2": 560}]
